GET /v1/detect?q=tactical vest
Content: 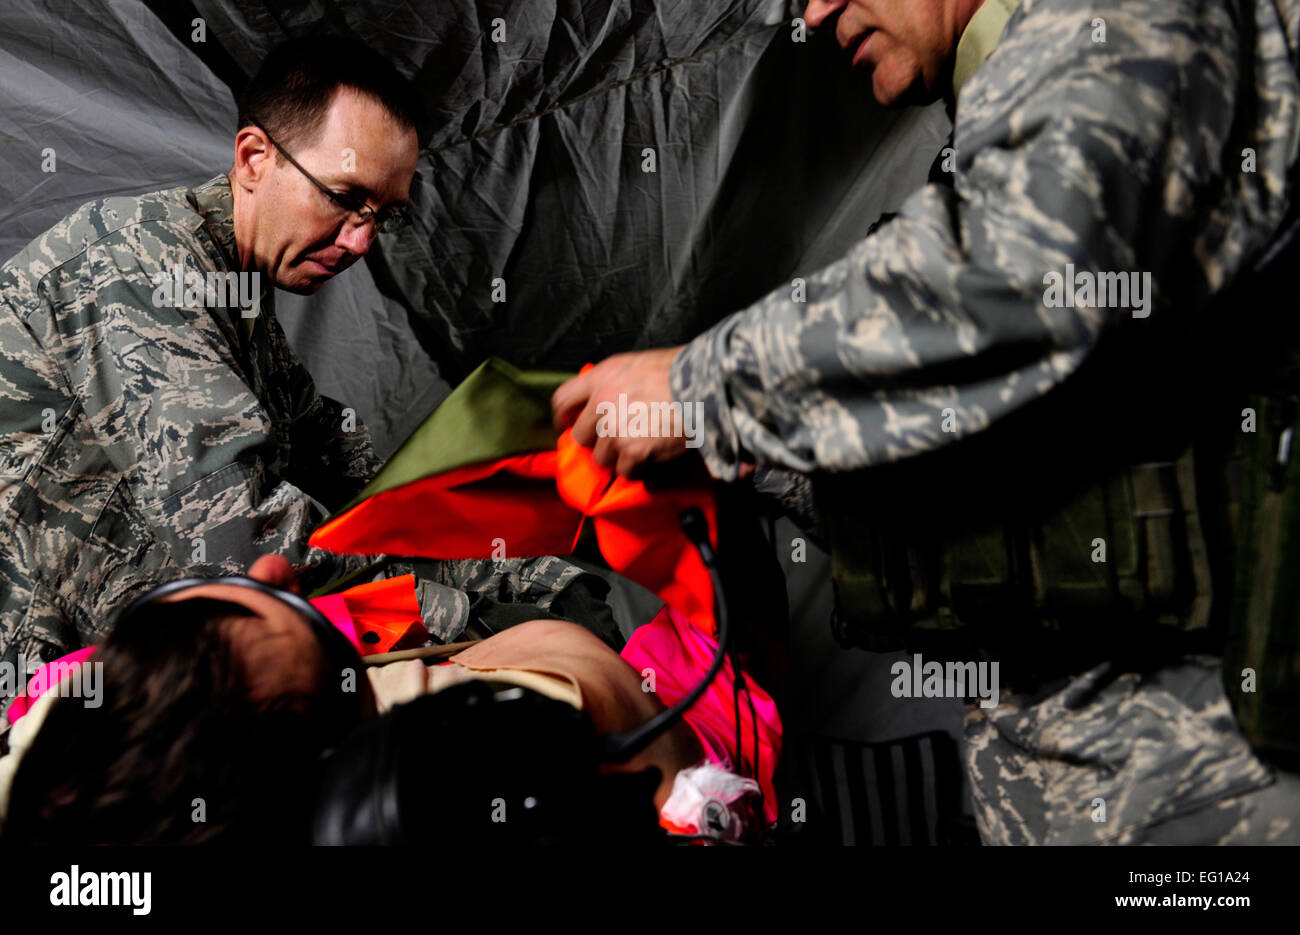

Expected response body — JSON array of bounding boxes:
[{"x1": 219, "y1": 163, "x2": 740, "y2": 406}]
[{"x1": 820, "y1": 209, "x2": 1300, "y2": 770}]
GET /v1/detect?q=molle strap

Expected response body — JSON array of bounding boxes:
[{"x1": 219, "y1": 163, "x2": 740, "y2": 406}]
[
  {"x1": 822, "y1": 444, "x2": 1215, "y2": 659},
  {"x1": 1131, "y1": 460, "x2": 1183, "y2": 609}
]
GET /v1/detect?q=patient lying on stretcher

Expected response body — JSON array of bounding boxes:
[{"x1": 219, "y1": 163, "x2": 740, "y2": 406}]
[{"x1": 0, "y1": 555, "x2": 779, "y2": 845}]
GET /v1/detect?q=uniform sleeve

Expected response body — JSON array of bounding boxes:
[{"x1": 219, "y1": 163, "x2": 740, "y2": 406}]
[
  {"x1": 291, "y1": 392, "x2": 383, "y2": 510},
  {"x1": 409, "y1": 554, "x2": 618, "y2": 638},
  {"x1": 64, "y1": 229, "x2": 371, "y2": 590},
  {"x1": 670, "y1": 8, "x2": 1261, "y2": 481}
]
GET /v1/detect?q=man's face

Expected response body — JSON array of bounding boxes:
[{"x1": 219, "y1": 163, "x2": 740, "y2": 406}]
[
  {"x1": 804, "y1": 0, "x2": 970, "y2": 107},
  {"x1": 232, "y1": 88, "x2": 419, "y2": 294}
]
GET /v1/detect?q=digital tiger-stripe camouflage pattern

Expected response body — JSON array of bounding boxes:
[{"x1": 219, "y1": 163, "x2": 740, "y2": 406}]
[{"x1": 0, "y1": 173, "x2": 594, "y2": 709}]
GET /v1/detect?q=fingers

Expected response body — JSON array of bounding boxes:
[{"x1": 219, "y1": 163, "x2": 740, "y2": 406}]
[
  {"x1": 570, "y1": 395, "x2": 602, "y2": 448},
  {"x1": 590, "y1": 426, "x2": 658, "y2": 478},
  {"x1": 552, "y1": 349, "x2": 692, "y2": 478},
  {"x1": 248, "y1": 553, "x2": 299, "y2": 593},
  {"x1": 551, "y1": 368, "x2": 594, "y2": 432},
  {"x1": 592, "y1": 429, "x2": 618, "y2": 470},
  {"x1": 616, "y1": 449, "x2": 640, "y2": 480}
]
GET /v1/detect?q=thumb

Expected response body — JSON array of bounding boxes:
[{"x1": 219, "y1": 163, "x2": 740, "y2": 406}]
[{"x1": 551, "y1": 368, "x2": 594, "y2": 431}]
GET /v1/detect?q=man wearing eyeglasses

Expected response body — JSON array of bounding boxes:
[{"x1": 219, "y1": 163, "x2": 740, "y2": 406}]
[{"x1": 0, "y1": 36, "x2": 602, "y2": 702}]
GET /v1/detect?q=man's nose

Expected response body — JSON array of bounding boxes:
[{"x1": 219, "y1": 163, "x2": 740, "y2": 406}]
[
  {"x1": 335, "y1": 218, "x2": 378, "y2": 256},
  {"x1": 803, "y1": 0, "x2": 848, "y2": 29}
]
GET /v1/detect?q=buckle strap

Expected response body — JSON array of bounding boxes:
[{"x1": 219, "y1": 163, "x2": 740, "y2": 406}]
[{"x1": 1129, "y1": 461, "x2": 1179, "y2": 518}]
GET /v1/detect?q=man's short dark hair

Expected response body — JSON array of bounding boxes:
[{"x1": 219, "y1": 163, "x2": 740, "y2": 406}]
[
  {"x1": 236, "y1": 35, "x2": 427, "y2": 152},
  {"x1": 3, "y1": 598, "x2": 335, "y2": 845}
]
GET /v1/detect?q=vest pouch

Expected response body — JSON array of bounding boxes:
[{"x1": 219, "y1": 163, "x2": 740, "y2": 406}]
[
  {"x1": 827, "y1": 512, "x2": 905, "y2": 652},
  {"x1": 825, "y1": 448, "x2": 1213, "y2": 665},
  {"x1": 1222, "y1": 393, "x2": 1300, "y2": 768},
  {"x1": 1027, "y1": 455, "x2": 1208, "y2": 625},
  {"x1": 1028, "y1": 471, "x2": 1137, "y2": 615}
]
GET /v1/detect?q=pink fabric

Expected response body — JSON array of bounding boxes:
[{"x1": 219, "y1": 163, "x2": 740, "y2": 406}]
[
  {"x1": 620, "y1": 605, "x2": 782, "y2": 824},
  {"x1": 7, "y1": 597, "x2": 788, "y2": 833},
  {"x1": 309, "y1": 580, "x2": 425, "y2": 655},
  {"x1": 310, "y1": 592, "x2": 365, "y2": 651},
  {"x1": 4, "y1": 646, "x2": 97, "y2": 724}
]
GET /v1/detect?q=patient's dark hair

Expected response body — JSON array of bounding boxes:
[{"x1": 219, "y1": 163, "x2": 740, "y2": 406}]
[
  {"x1": 236, "y1": 35, "x2": 427, "y2": 151},
  {"x1": 4, "y1": 598, "x2": 330, "y2": 845}
]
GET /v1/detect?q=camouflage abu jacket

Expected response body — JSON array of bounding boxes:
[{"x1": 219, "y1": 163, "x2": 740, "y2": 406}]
[
  {"x1": 672, "y1": 0, "x2": 1300, "y2": 482},
  {"x1": 0, "y1": 174, "x2": 597, "y2": 699},
  {"x1": 678, "y1": 0, "x2": 1300, "y2": 845}
]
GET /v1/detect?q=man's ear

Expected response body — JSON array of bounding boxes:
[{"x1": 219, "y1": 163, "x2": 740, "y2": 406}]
[{"x1": 232, "y1": 125, "x2": 275, "y2": 189}]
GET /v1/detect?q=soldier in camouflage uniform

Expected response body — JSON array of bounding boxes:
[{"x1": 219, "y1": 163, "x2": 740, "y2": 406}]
[
  {"x1": 0, "y1": 37, "x2": 602, "y2": 720},
  {"x1": 553, "y1": 0, "x2": 1300, "y2": 843}
]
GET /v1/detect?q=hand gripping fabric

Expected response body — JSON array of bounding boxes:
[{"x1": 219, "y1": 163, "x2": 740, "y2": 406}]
[{"x1": 309, "y1": 359, "x2": 719, "y2": 637}]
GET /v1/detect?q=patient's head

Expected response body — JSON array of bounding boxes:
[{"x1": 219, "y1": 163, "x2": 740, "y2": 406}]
[
  {"x1": 153, "y1": 556, "x2": 349, "y2": 711},
  {"x1": 4, "y1": 557, "x2": 365, "y2": 845}
]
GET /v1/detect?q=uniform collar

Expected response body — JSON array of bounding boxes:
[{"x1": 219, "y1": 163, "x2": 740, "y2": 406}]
[
  {"x1": 190, "y1": 173, "x2": 270, "y2": 340},
  {"x1": 952, "y1": 0, "x2": 1019, "y2": 102},
  {"x1": 190, "y1": 173, "x2": 241, "y2": 272}
]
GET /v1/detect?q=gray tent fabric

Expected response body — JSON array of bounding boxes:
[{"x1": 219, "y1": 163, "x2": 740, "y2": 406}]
[
  {"x1": 0, "y1": 0, "x2": 447, "y2": 455},
  {"x1": 1, "y1": 0, "x2": 948, "y2": 453},
  {"x1": 0, "y1": 0, "x2": 231, "y2": 260},
  {"x1": 193, "y1": 0, "x2": 950, "y2": 388},
  {"x1": 0, "y1": 0, "x2": 972, "y2": 831}
]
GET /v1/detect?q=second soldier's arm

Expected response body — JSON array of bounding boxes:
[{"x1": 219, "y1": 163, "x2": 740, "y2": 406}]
[{"x1": 671, "y1": 7, "x2": 1294, "y2": 482}]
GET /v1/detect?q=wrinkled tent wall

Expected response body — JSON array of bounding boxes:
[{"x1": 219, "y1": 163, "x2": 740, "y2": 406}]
[
  {"x1": 2, "y1": 0, "x2": 948, "y2": 454},
  {"x1": 196, "y1": 0, "x2": 950, "y2": 387},
  {"x1": 0, "y1": 0, "x2": 969, "y2": 826},
  {"x1": 0, "y1": 0, "x2": 447, "y2": 454}
]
